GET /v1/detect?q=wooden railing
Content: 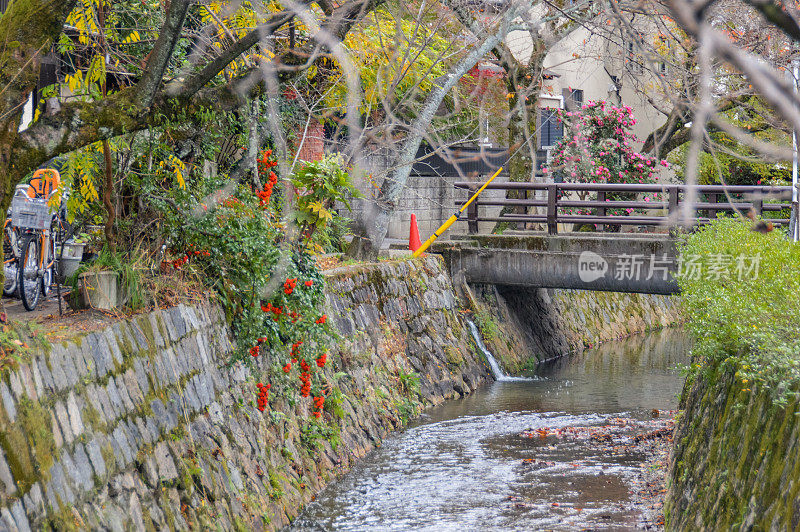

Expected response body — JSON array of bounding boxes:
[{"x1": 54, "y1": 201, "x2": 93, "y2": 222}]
[{"x1": 453, "y1": 182, "x2": 793, "y2": 235}]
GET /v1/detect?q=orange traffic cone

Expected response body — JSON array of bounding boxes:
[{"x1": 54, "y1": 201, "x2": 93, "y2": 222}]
[{"x1": 409, "y1": 214, "x2": 422, "y2": 252}]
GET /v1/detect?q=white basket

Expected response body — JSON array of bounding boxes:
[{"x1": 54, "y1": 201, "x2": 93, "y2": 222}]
[{"x1": 11, "y1": 196, "x2": 50, "y2": 230}]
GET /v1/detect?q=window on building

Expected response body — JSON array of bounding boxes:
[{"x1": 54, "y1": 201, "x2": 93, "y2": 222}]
[
  {"x1": 539, "y1": 107, "x2": 563, "y2": 149},
  {"x1": 625, "y1": 41, "x2": 644, "y2": 74},
  {"x1": 563, "y1": 88, "x2": 584, "y2": 111}
]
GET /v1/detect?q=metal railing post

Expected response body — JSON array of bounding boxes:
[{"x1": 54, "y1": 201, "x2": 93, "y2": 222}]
[
  {"x1": 597, "y1": 190, "x2": 606, "y2": 232},
  {"x1": 467, "y1": 186, "x2": 478, "y2": 234},
  {"x1": 668, "y1": 186, "x2": 679, "y2": 227},
  {"x1": 547, "y1": 184, "x2": 558, "y2": 235},
  {"x1": 752, "y1": 194, "x2": 763, "y2": 217}
]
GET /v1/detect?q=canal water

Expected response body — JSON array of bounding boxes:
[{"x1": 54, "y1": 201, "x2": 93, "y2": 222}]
[{"x1": 291, "y1": 328, "x2": 690, "y2": 531}]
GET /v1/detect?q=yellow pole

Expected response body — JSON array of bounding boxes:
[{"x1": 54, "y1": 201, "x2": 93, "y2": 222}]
[{"x1": 412, "y1": 166, "x2": 503, "y2": 258}]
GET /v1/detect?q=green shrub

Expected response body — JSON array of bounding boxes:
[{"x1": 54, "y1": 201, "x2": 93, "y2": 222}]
[
  {"x1": 168, "y1": 189, "x2": 333, "y2": 367},
  {"x1": 678, "y1": 216, "x2": 800, "y2": 402}
]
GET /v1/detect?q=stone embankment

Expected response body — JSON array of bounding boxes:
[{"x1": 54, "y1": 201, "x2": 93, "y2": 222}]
[
  {"x1": 0, "y1": 256, "x2": 490, "y2": 530},
  {"x1": 665, "y1": 365, "x2": 800, "y2": 530},
  {"x1": 467, "y1": 283, "x2": 682, "y2": 374},
  {"x1": 0, "y1": 255, "x2": 685, "y2": 530}
]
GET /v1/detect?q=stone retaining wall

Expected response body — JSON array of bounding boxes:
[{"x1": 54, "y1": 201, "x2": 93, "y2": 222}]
[
  {"x1": 468, "y1": 284, "x2": 682, "y2": 374},
  {"x1": 665, "y1": 366, "x2": 800, "y2": 530},
  {"x1": 0, "y1": 256, "x2": 490, "y2": 530}
]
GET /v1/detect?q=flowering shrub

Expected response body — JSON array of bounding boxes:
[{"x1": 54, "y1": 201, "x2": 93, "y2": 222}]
[
  {"x1": 164, "y1": 158, "x2": 354, "y2": 418},
  {"x1": 543, "y1": 100, "x2": 669, "y2": 221}
]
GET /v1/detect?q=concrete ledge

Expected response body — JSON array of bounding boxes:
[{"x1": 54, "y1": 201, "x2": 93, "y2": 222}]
[{"x1": 435, "y1": 234, "x2": 680, "y2": 294}]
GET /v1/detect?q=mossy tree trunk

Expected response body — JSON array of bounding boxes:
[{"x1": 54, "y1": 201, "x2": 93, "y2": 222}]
[{"x1": 492, "y1": 45, "x2": 546, "y2": 234}]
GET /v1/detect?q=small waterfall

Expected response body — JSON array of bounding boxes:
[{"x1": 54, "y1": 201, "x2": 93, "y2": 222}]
[
  {"x1": 467, "y1": 320, "x2": 539, "y2": 382},
  {"x1": 467, "y1": 320, "x2": 508, "y2": 380}
]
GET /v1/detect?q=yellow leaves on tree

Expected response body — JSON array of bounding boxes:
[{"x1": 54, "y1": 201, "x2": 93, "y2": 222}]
[{"x1": 159, "y1": 154, "x2": 187, "y2": 190}]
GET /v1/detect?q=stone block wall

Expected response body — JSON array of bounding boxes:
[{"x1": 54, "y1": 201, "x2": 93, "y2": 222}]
[
  {"x1": 468, "y1": 284, "x2": 683, "y2": 374},
  {"x1": 0, "y1": 256, "x2": 490, "y2": 531},
  {"x1": 550, "y1": 289, "x2": 683, "y2": 351},
  {"x1": 665, "y1": 366, "x2": 800, "y2": 530},
  {"x1": 346, "y1": 173, "x2": 512, "y2": 242}
]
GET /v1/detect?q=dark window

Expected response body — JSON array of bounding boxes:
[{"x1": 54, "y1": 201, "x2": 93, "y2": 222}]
[
  {"x1": 563, "y1": 88, "x2": 584, "y2": 111},
  {"x1": 625, "y1": 41, "x2": 643, "y2": 74},
  {"x1": 539, "y1": 108, "x2": 562, "y2": 149}
]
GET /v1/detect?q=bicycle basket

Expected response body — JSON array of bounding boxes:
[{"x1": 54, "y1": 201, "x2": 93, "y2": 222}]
[{"x1": 11, "y1": 196, "x2": 50, "y2": 230}]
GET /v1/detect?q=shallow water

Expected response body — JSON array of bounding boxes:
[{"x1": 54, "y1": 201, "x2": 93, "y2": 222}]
[{"x1": 291, "y1": 328, "x2": 690, "y2": 531}]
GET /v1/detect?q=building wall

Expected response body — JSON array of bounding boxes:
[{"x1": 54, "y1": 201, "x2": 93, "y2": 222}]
[{"x1": 507, "y1": 18, "x2": 673, "y2": 157}]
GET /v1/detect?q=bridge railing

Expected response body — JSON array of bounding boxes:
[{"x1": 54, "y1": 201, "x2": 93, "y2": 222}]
[{"x1": 453, "y1": 182, "x2": 793, "y2": 234}]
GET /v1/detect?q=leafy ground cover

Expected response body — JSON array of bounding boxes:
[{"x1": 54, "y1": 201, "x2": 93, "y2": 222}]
[{"x1": 677, "y1": 217, "x2": 800, "y2": 403}]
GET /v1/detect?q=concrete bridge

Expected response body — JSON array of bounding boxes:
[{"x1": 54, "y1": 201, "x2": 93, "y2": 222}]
[
  {"x1": 433, "y1": 233, "x2": 681, "y2": 295},
  {"x1": 421, "y1": 182, "x2": 792, "y2": 295}
]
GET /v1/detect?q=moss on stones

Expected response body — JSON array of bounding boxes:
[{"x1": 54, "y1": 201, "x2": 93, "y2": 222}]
[{"x1": 0, "y1": 396, "x2": 56, "y2": 494}]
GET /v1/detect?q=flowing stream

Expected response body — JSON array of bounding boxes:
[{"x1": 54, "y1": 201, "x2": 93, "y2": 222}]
[{"x1": 291, "y1": 328, "x2": 690, "y2": 531}]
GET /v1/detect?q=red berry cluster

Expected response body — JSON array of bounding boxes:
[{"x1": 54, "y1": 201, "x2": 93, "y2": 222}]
[
  {"x1": 299, "y1": 365, "x2": 311, "y2": 397},
  {"x1": 284, "y1": 278, "x2": 298, "y2": 295},
  {"x1": 256, "y1": 382, "x2": 271, "y2": 411},
  {"x1": 261, "y1": 302, "x2": 283, "y2": 321},
  {"x1": 315, "y1": 314, "x2": 327, "y2": 325},
  {"x1": 257, "y1": 149, "x2": 278, "y2": 173},
  {"x1": 312, "y1": 394, "x2": 325, "y2": 418},
  {"x1": 171, "y1": 255, "x2": 189, "y2": 269},
  {"x1": 290, "y1": 340, "x2": 303, "y2": 362},
  {"x1": 256, "y1": 149, "x2": 279, "y2": 208},
  {"x1": 316, "y1": 352, "x2": 327, "y2": 368},
  {"x1": 249, "y1": 337, "x2": 269, "y2": 359}
]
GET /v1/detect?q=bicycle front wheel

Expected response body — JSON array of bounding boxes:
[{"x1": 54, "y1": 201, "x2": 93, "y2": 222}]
[
  {"x1": 18, "y1": 234, "x2": 41, "y2": 311},
  {"x1": 3, "y1": 224, "x2": 18, "y2": 297}
]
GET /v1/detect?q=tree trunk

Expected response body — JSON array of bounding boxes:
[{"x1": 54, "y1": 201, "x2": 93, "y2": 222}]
[
  {"x1": 347, "y1": 11, "x2": 517, "y2": 260},
  {"x1": 102, "y1": 140, "x2": 116, "y2": 249},
  {"x1": 493, "y1": 51, "x2": 545, "y2": 233}
]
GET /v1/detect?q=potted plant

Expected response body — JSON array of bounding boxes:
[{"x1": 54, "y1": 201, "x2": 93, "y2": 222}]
[
  {"x1": 68, "y1": 246, "x2": 142, "y2": 311},
  {"x1": 77, "y1": 266, "x2": 119, "y2": 310},
  {"x1": 59, "y1": 232, "x2": 89, "y2": 279}
]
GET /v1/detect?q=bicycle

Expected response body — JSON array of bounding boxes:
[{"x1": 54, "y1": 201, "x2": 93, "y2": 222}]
[
  {"x1": 8, "y1": 169, "x2": 66, "y2": 311},
  {"x1": 3, "y1": 217, "x2": 20, "y2": 297}
]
